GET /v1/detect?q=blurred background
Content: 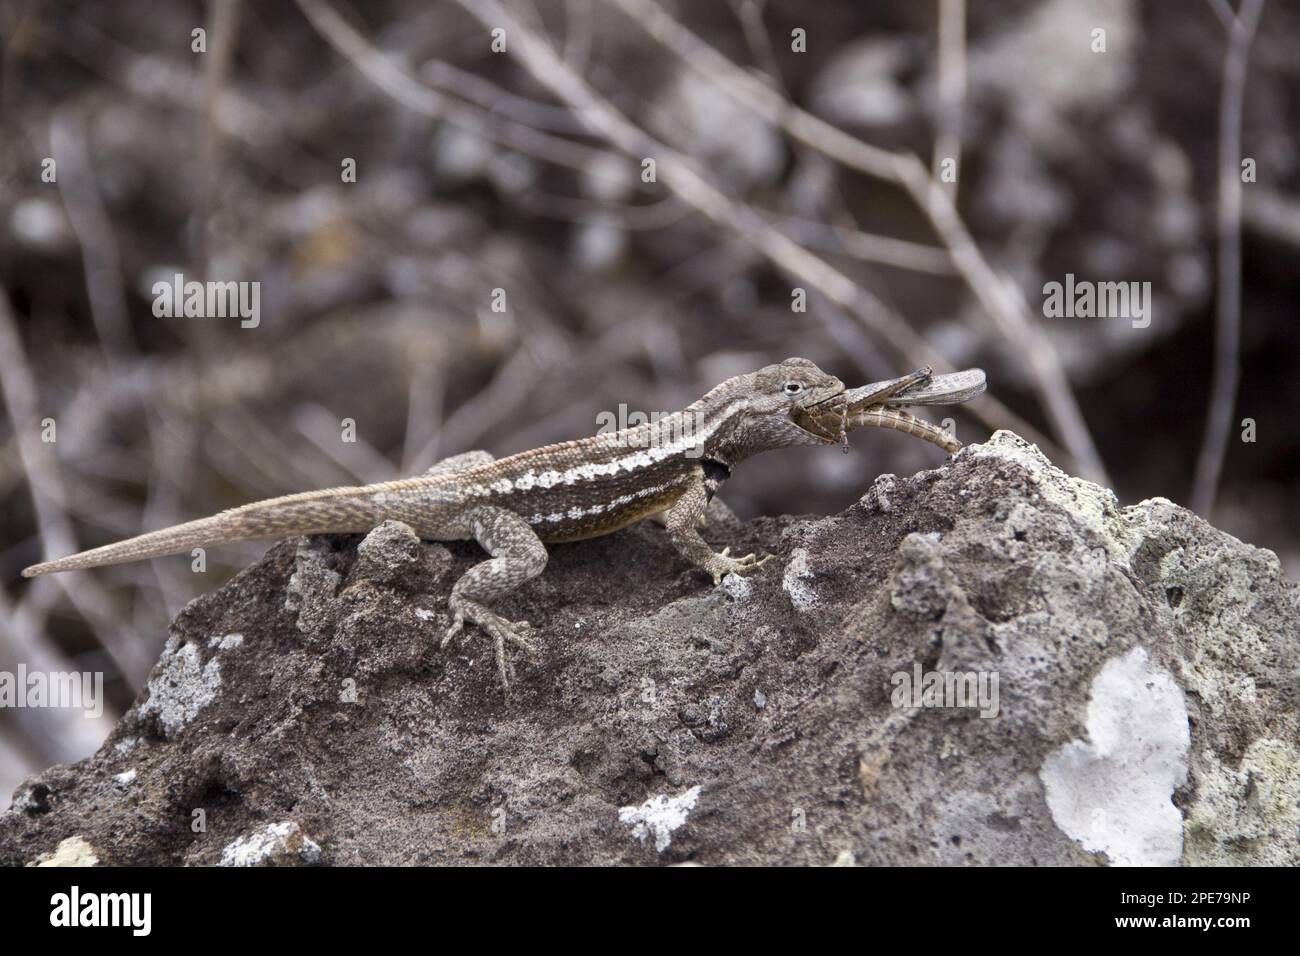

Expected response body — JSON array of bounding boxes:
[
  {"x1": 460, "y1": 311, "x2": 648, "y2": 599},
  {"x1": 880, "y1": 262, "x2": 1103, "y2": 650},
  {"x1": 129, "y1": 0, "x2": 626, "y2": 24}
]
[{"x1": 1, "y1": 0, "x2": 1297, "y2": 805}]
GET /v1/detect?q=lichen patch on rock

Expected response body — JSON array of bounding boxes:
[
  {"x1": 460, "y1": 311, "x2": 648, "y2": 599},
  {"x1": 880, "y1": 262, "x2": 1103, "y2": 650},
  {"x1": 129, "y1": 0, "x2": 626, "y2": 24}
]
[
  {"x1": 1039, "y1": 647, "x2": 1190, "y2": 865},
  {"x1": 138, "y1": 637, "x2": 222, "y2": 739},
  {"x1": 619, "y1": 786, "x2": 703, "y2": 853}
]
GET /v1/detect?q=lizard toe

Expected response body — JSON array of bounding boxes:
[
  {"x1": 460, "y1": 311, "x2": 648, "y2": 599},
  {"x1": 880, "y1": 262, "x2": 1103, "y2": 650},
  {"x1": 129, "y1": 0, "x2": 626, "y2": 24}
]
[
  {"x1": 492, "y1": 632, "x2": 513, "y2": 690},
  {"x1": 452, "y1": 600, "x2": 539, "y2": 687},
  {"x1": 439, "y1": 610, "x2": 465, "y2": 650}
]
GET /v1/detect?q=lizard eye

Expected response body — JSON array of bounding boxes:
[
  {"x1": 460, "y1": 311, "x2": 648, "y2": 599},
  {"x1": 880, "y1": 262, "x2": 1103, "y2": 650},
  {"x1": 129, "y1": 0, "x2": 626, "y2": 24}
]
[{"x1": 784, "y1": 381, "x2": 803, "y2": 395}]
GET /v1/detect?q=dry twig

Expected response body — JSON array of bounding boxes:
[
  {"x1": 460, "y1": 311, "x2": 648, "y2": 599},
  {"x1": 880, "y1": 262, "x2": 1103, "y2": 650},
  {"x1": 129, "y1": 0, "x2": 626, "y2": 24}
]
[
  {"x1": 933, "y1": 0, "x2": 966, "y2": 196},
  {"x1": 0, "y1": 292, "x2": 154, "y2": 684},
  {"x1": 1191, "y1": 0, "x2": 1265, "y2": 516},
  {"x1": 292, "y1": 0, "x2": 633, "y2": 192}
]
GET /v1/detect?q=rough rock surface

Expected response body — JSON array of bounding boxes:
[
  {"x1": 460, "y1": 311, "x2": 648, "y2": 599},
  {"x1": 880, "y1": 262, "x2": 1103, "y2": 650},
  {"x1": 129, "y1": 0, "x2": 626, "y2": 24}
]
[{"x1": 2, "y1": 432, "x2": 1296, "y2": 866}]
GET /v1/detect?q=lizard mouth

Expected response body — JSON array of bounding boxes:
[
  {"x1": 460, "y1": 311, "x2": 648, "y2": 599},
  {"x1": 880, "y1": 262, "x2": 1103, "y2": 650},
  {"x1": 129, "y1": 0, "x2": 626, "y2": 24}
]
[{"x1": 792, "y1": 391, "x2": 849, "y2": 442}]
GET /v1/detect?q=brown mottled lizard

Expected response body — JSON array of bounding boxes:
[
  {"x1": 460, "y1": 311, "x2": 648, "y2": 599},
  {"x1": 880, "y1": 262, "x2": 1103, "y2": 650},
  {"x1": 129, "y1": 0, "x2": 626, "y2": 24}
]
[{"x1": 23, "y1": 358, "x2": 985, "y2": 687}]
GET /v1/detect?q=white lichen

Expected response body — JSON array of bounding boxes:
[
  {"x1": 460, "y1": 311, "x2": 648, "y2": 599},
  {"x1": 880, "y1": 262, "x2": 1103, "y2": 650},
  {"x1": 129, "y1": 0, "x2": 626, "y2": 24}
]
[
  {"x1": 782, "y1": 549, "x2": 820, "y2": 611},
  {"x1": 721, "y1": 572, "x2": 753, "y2": 602},
  {"x1": 1039, "y1": 646, "x2": 1189, "y2": 865},
  {"x1": 219, "y1": 821, "x2": 321, "y2": 867},
  {"x1": 138, "y1": 637, "x2": 222, "y2": 738},
  {"x1": 618, "y1": 785, "x2": 703, "y2": 853},
  {"x1": 112, "y1": 769, "x2": 138, "y2": 788}
]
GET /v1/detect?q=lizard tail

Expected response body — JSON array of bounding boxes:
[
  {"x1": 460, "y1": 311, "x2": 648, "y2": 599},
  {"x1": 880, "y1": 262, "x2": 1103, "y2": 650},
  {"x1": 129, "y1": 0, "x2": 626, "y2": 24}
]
[{"x1": 21, "y1": 485, "x2": 382, "y2": 577}]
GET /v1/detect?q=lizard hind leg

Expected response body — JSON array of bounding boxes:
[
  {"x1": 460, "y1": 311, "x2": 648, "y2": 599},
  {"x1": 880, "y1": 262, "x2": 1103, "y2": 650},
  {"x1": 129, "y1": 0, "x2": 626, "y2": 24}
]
[{"x1": 440, "y1": 505, "x2": 548, "y2": 690}]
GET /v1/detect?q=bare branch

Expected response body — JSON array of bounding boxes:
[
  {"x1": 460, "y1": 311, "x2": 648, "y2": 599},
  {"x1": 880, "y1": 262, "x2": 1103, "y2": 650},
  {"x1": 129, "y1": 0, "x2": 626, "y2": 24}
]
[
  {"x1": 198, "y1": 0, "x2": 241, "y2": 281},
  {"x1": 51, "y1": 106, "x2": 136, "y2": 361},
  {"x1": 933, "y1": 0, "x2": 966, "y2": 195},
  {"x1": 1205, "y1": 0, "x2": 1238, "y2": 30},
  {"x1": 292, "y1": 0, "x2": 632, "y2": 192},
  {"x1": 418, "y1": 59, "x2": 587, "y2": 134},
  {"x1": 0, "y1": 291, "x2": 154, "y2": 685},
  {"x1": 294, "y1": 404, "x2": 397, "y2": 486},
  {"x1": 771, "y1": 214, "x2": 957, "y2": 275},
  {"x1": 1191, "y1": 0, "x2": 1265, "y2": 517}
]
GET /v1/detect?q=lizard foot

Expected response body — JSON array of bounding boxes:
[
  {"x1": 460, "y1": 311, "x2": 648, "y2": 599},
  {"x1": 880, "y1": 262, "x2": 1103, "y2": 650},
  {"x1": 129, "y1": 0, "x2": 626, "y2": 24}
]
[
  {"x1": 441, "y1": 597, "x2": 538, "y2": 689},
  {"x1": 707, "y1": 547, "x2": 773, "y2": 585}
]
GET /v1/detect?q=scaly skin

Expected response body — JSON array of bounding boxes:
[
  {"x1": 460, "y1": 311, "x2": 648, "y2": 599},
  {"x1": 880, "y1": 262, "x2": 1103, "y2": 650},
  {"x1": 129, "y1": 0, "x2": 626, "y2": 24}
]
[{"x1": 22, "y1": 358, "x2": 984, "y2": 688}]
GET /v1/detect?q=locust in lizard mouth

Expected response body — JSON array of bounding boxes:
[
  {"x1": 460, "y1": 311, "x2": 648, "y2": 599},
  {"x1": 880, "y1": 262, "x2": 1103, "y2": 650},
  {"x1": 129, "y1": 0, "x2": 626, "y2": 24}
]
[{"x1": 793, "y1": 366, "x2": 987, "y2": 454}]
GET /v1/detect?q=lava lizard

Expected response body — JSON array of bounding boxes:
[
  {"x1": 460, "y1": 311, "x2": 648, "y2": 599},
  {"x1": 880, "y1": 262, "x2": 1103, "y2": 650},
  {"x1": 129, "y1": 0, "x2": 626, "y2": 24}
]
[{"x1": 23, "y1": 358, "x2": 985, "y2": 687}]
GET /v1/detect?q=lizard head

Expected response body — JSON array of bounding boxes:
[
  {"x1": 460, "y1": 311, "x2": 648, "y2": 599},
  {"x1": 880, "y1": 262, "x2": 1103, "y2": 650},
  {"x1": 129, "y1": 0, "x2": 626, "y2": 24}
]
[{"x1": 704, "y1": 357, "x2": 848, "y2": 456}]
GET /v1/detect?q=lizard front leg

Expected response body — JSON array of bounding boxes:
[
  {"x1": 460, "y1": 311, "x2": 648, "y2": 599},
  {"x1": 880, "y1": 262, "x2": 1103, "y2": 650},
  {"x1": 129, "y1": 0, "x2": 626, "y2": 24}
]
[
  {"x1": 441, "y1": 505, "x2": 548, "y2": 689},
  {"x1": 665, "y1": 470, "x2": 771, "y2": 585}
]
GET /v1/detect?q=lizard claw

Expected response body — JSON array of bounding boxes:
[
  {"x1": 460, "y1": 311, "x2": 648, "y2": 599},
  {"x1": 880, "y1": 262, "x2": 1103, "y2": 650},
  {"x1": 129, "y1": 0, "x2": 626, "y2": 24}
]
[
  {"x1": 708, "y1": 549, "x2": 774, "y2": 584},
  {"x1": 479, "y1": 616, "x2": 537, "y2": 690},
  {"x1": 442, "y1": 596, "x2": 538, "y2": 690},
  {"x1": 439, "y1": 611, "x2": 465, "y2": 651}
]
